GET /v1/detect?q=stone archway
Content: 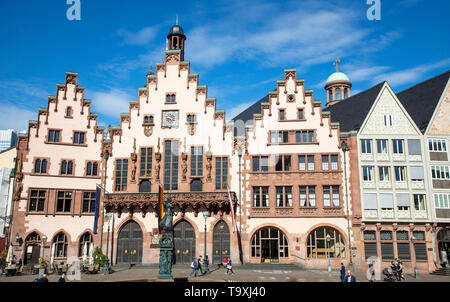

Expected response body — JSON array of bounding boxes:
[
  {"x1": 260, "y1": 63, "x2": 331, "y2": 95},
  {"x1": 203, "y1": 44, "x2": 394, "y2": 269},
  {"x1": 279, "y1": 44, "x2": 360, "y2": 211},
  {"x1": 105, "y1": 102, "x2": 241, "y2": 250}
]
[
  {"x1": 212, "y1": 220, "x2": 230, "y2": 264},
  {"x1": 174, "y1": 220, "x2": 196, "y2": 264},
  {"x1": 116, "y1": 220, "x2": 143, "y2": 265}
]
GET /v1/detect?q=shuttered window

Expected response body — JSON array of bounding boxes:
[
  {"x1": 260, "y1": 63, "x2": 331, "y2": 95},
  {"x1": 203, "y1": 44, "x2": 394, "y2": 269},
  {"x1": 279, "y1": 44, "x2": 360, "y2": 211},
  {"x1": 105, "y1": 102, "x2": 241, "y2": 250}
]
[
  {"x1": 364, "y1": 243, "x2": 378, "y2": 260},
  {"x1": 414, "y1": 243, "x2": 428, "y2": 260},
  {"x1": 397, "y1": 243, "x2": 411, "y2": 260},
  {"x1": 381, "y1": 243, "x2": 394, "y2": 260}
]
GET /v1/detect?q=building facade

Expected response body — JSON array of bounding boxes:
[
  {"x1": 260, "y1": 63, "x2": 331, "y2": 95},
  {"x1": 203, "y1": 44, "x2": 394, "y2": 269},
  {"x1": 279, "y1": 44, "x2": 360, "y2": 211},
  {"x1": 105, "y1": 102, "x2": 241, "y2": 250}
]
[{"x1": 0, "y1": 130, "x2": 18, "y2": 152}]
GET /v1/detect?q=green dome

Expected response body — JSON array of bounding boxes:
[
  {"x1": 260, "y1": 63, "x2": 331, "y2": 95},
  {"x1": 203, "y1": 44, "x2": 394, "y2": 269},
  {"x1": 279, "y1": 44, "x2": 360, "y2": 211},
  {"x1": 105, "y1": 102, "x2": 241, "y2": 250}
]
[{"x1": 326, "y1": 72, "x2": 350, "y2": 85}]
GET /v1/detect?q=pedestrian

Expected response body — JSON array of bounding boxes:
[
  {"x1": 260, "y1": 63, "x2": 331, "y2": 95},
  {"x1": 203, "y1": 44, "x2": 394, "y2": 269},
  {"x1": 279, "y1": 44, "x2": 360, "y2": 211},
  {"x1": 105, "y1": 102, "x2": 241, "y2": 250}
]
[
  {"x1": 0, "y1": 256, "x2": 4, "y2": 276},
  {"x1": 198, "y1": 255, "x2": 203, "y2": 275},
  {"x1": 38, "y1": 274, "x2": 49, "y2": 282},
  {"x1": 58, "y1": 274, "x2": 66, "y2": 282},
  {"x1": 369, "y1": 260, "x2": 375, "y2": 282},
  {"x1": 222, "y1": 257, "x2": 229, "y2": 269},
  {"x1": 397, "y1": 261, "x2": 405, "y2": 281},
  {"x1": 189, "y1": 257, "x2": 198, "y2": 278},
  {"x1": 340, "y1": 262, "x2": 346, "y2": 282},
  {"x1": 226, "y1": 258, "x2": 234, "y2": 275},
  {"x1": 343, "y1": 270, "x2": 356, "y2": 282}
]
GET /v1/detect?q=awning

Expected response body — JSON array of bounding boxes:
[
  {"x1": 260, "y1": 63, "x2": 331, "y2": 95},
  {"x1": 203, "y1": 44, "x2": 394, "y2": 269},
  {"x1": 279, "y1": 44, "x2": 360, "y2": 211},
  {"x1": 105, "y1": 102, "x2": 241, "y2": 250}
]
[
  {"x1": 396, "y1": 193, "x2": 410, "y2": 207},
  {"x1": 380, "y1": 193, "x2": 394, "y2": 208},
  {"x1": 363, "y1": 193, "x2": 378, "y2": 210}
]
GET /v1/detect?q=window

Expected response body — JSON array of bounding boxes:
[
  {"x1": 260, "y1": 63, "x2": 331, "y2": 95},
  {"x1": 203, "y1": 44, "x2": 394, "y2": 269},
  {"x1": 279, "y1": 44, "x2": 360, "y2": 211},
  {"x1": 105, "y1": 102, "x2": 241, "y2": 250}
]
[
  {"x1": 295, "y1": 130, "x2": 314, "y2": 143},
  {"x1": 343, "y1": 89, "x2": 348, "y2": 99},
  {"x1": 276, "y1": 186, "x2": 292, "y2": 207},
  {"x1": 73, "y1": 132, "x2": 85, "y2": 144},
  {"x1": 322, "y1": 155, "x2": 329, "y2": 170},
  {"x1": 396, "y1": 193, "x2": 410, "y2": 211},
  {"x1": 428, "y1": 139, "x2": 447, "y2": 152},
  {"x1": 166, "y1": 93, "x2": 176, "y2": 104},
  {"x1": 28, "y1": 190, "x2": 46, "y2": 212},
  {"x1": 48, "y1": 130, "x2": 60, "y2": 142},
  {"x1": 331, "y1": 155, "x2": 338, "y2": 170},
  {"x1": 392, "y1": 139, "x2": 404, "y2": 154},
  {"x1": 56, "y1": 191, "x2": 72, "y2": 212},
  {"x1": 412, "y1": 231, "x2": 427, "y2": 260},
  {"x1": 408, "y1": 139, "x2": 422, "y2": 155},
  {"x1": 115, "y1": 159, "x2": 128, "y2": 191},
  {"x1": 190, "y1": 146, "x2": 203, "y2": 176},
  {"x1": 215, "y1": 157, "x2": 228, "y2": 190},
  {"x1": 253, "y1": 186, "x2": 269, "y2": 207},
  {"x1": 323, "y1": 185, "x2": 340, "y2": 207},
  {"x1": 376, "y1": 139, "x2": 388, "y2": 154},
  {"x1": 279, "y1": 109, "x2": 285, "y2": 121},
  {"x1": 335, "y1": 88, "x2": 341, "y2": 100},
  {"x1": 361, "y1": 139, "x2": 372, "y2": 154},
  {"x1": 384, "y1": 115, "x2": 393, "y2": 126},
  {"x1": 66, "y1": 107, "x2": 72, "y2": 117},
  {"x1": 379, "y1": 166, "x2": 390, "y2": 181},
  {"x1": 270, "y1": 131, "x2": 289, "y2": 144},
  {"x1": 251, "y1": 227, "x2": 289, "y2": 259},
  {"x1": 82, "y1": 192, "x2": 96, "y2": 213},
  {"x1": 252, "y1": 156, "x2": 268, "y2": 172},
  {"x1": 187, "y1": 114, "x2": 197, "y2": 124},
  {"x1": 34, "y1": 159, "x2": 47, "y2": 174},
  {"x1": 54, "y1": 233, "x2": 68, "y2": 258},
  {"x1": 164, "y1": 140, "x2": 179, "y2": 191},
  {"x1": 413, "y1": 194, "x2": 426, "y2": 211},
  {"x1": 143, "y1": 115, "x2": 154, "y2": 125},
  {"x1": 60, "y1": 160, "x2": 73, "y2": 175},
  {"x1": 434, "y1": 193, "x2": 450, "y2": 209},
  {"x1": 86, "y1": 161, "x2": 98, "y2": 176},
  {"x1": 364, "y1": 231, "x2": 377, "y2": 260},
  {"x1": 299, "y1": 186, "x2": 316, "y2": 207},
  {"x1": 275, "y1": 155, "x2": 291, "y2": 172},
  {"x1": 431, "y1": 165, "x2": 450, "y2": 179},
  {"x1": 394, "y1": 166, "x2": 407, "y2": 181},
  {"x1": 298, "y1": 155, "x2": 306, "y2": 171},
  {"x1": 410, "y1": 166, "x2": 424, "y2": 181},
  {"x1": 380, "y1": 231, "x2": 394, "y2": 260},
  {"x1": 307, "y1": 155, "x2": 315, "y2": 171},
  {"x1": 298, "y1": 109, "x2": 304, "y2": 120},
  {"x1": 307, "y1": 227, "x2": 346, "y2": 258},
  {"x1": 78, "y1": 233, "x2": 93, "y2": 257},
  {"x1": 139, "y1": 148, "x2": 152, "y2": 177},
  {"x1": 362, "y1": 166, "x2": 374, "y2": 181},
  {"x1": 396, "y1": 231, "x2": 411, "y2": 260}
]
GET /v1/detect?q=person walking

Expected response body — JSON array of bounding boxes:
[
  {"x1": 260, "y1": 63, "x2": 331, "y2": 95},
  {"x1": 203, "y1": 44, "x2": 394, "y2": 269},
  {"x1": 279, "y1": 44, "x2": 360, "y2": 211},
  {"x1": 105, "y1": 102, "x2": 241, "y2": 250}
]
[
  {"x1": 38, "y1": 274, "x2": 49, "y2": 282},
  {"x1": 0, "y1": 256, "x2": 5, "y2": 277},
  {"x1": 340, "y1": 262, "x2": 346, "y2": 282},
  {"x1": 198, "y1": 256, "x2": 203, "y2": 275},
  {"x1": 226, "y1": 258, "x2": 234, "y2": 275},
  {"x1": 189, "y1": 257, "x2": 198, "y2": 278},
  {"x1": 343, "y1": 270, "x2": 356, "y2": 282},
  {"x1": 58, "y1": 274, "x2": 66, "y2": 282},
  {"x1": 369, "y1": 261, "x2": 375, "y2": 282},
  {"x1": 397, "y1": 261, "x2": 405, "y2": 281}
]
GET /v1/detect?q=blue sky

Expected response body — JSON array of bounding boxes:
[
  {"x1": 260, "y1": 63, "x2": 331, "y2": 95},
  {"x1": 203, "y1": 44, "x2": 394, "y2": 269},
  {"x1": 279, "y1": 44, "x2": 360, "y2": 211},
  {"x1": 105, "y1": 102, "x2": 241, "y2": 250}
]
[{"x1": 0, "y1": 0, "x2": 449, "y2": 131}]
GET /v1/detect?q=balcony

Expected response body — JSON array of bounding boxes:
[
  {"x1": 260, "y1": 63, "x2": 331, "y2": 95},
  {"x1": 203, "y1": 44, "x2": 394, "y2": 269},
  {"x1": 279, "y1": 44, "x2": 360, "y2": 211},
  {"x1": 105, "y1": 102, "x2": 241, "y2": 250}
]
[
  {"x1": 364, "y1": 210, "x2": 378, "y2": 219},
  {"x1": 104, "y1": 191, "x2": 237, "y2": 217},
  {"x1": 381, "y1": 209, "x2": 394, "y2": 219},
  {"x1": 414, "y1": 210, "x2": 428, "y2": 219},
  {"x1": 397, "y1": 210, "x2": 411, "y2": 219}
]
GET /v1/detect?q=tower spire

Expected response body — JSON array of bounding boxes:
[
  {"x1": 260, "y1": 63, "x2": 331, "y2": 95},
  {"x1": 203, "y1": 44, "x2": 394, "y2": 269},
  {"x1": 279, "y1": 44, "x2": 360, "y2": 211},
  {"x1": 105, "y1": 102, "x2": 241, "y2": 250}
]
[{"x1": 176, "y1": 14, "x2": 178, "y2": 25}]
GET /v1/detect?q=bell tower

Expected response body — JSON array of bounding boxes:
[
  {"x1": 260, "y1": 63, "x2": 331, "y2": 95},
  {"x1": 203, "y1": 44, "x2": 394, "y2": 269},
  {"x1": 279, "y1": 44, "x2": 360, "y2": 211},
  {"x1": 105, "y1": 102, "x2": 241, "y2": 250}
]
[
  {"x1": 167, "y1": 16, "x2": 186, "y2": 61},
  {"x1": 325, "y1": 58, "x2": 352, "y2": 107}
]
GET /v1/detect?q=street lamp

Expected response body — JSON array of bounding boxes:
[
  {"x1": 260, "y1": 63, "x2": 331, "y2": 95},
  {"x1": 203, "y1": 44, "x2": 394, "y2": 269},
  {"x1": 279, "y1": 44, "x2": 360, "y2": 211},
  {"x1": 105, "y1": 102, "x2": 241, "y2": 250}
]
[
  {"x1": 100, "y1": 150, "x2": 109, "y2": 250},
  {"x1": 412, "y1": 235, "x2": 418, "y2": 278},
  {"x1": 102, "y1": 212, "x2": 112, "y2": 274},
  {"x1": 326, "y1": 234, "x2": 331, "y2": 275},
  {"x1": 341, "y1": 141, "x2": 353, "y2": 270},
  {"x1": 202, "y1": 211, "x2": 210, "y2": 274},
  {"x1": 41, "y1": 235, "x2": 47, "y2": 260}
]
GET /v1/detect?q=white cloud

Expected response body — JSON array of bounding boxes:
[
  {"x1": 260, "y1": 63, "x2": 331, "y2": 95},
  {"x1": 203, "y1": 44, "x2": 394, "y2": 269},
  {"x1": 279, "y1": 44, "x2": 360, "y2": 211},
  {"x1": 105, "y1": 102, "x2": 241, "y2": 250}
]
[
  {"x1": 227, "y1": 101, "x2": 256, "y2": 121},
  {"x1": 89, "y1": 88, "x2": 134, "y2": 118},
  {"x1": 117, "y1": 26, "x2": 160, "y2": 46},
  {"x1": 0, "y1": 80, "x2": 49, "y2": 99},
  {"x1": 0, "y1": 103, "x2": 36, "y2": 131}
]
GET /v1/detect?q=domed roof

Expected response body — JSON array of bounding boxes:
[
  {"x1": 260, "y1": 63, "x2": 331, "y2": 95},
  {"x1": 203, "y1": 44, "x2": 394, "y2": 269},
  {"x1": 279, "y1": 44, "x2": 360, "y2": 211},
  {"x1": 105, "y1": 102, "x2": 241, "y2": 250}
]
[
  {"x1": 326, "y1": 72, "x2": 350, "y2": 85},
  {"x1": 168, "y1": 24, "x2": 184, "y2": 36}
]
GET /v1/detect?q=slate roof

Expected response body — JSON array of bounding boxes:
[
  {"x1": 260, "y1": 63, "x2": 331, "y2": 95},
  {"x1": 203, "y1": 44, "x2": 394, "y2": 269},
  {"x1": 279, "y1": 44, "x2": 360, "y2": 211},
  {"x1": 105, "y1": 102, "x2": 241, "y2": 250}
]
[
  {"x1": 396, "y1": 70, "x2": 450, "y2": 133},
  {"x1": 232, "y1": 94, "x2": 269, "y2": 124},
  {"x1": 327, "y1": 82, "x2": 385, "y2": 132}
]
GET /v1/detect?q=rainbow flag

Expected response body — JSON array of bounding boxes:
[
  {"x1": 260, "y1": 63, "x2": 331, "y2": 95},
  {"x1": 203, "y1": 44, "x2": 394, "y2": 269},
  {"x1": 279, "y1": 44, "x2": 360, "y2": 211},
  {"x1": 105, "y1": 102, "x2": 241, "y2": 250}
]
[{"x1": 157, "y1": 184, "x2": 164, "y2": 234}]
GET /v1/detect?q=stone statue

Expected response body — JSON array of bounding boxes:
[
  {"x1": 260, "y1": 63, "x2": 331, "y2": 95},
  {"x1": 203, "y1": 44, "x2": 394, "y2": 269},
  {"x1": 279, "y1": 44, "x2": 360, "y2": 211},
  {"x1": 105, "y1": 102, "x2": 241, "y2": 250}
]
[{"x1": 157, "y1": 197, "x2": 175, "y2": 280}]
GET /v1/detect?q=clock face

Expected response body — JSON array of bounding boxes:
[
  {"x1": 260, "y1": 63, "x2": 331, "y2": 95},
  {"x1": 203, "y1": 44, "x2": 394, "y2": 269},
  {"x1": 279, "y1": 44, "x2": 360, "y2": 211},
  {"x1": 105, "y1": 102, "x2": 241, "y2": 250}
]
[{"x1": 162, "y1": 111, "x2": 179, "y2": 127}]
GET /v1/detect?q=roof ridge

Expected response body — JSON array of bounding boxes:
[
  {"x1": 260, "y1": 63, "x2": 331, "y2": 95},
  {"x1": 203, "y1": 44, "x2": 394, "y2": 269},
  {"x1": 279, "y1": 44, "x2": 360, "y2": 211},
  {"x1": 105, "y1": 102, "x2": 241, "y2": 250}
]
[{"x1": 398, "y1": 70, "x2": 450, "y2": 95}]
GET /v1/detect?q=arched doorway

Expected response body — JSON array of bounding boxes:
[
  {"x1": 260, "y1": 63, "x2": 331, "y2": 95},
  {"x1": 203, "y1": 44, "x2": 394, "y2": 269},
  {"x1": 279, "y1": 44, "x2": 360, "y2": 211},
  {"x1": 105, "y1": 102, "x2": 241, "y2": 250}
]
[
  {"x1": 116, "y1": 220, "x2": 143, "y2": 265},
  {"x1": 213, "y1": 220, "x2": 230, "y2": 264},
  {"x1": 24, "y1": 233, "x2": 41, "y2": 265},
  {"x1": 306, "y1": 226, "x2": 346, "y2": 259},
  {"x1": 174, "y1": 220, "x2": 196, "y2": 264},
  {"x1": 250, "y1": 227, "x2": 289, "y2": 263},
  {"x1": 437, "y1": 228, "x2": 450, "y2": 267}
]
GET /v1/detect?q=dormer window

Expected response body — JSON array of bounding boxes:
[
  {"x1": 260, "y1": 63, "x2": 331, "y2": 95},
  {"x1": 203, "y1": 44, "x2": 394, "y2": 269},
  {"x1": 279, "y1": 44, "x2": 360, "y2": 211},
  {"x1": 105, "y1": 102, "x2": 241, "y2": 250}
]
[
  {"x1": 187, "y1": 114, "x2": 196, "y2": 124},
  {"x1": 166, "y1": 93, "x2": 176, "y2": 104},
  {"x1": 143, "y1": 115, "x2": 154, "y2": 125},
  {"x1": 66, "y1": 107, "x2": 72, "y2": 117}
]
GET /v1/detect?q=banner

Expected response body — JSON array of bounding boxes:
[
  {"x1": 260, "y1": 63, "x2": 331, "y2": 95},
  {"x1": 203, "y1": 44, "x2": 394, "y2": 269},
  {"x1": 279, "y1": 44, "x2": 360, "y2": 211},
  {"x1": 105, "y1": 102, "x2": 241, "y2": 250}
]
[
  {"x1": 93, "y1": 185, "x2": 101, "y2": 235},
  {"x1": 157, "y1": 184, "x2": 164, "y2": 234}
]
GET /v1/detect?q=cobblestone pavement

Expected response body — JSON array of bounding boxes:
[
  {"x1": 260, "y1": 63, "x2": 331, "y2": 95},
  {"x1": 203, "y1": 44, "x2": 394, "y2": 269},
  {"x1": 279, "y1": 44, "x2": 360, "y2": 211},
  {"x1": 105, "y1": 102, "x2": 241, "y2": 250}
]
[{"x1": 1, "y1": 265, "x2": 449, "y2": 282}]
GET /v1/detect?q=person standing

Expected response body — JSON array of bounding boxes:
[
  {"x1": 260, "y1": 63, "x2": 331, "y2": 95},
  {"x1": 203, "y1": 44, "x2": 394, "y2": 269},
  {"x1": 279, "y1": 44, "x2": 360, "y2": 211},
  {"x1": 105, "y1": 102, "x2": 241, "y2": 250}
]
[
  {"x1": 189, "y1": 257, "x2": 198, "y2": 278},
  {"x1": 58, "y1": 274, "x2": 66, "y2": 282},
  {"x1": 38, "y1": 274, "x2": 49, "y2": 282},
  {"x1": 369, "y1": 261, "x2": 375, "y2": 282},
  {"x1": 226, "y1": 258, "x2": 234, "y2": 275},
  {"x1": 344, "y1": 270, "x2": 356, "y2": 282},
  {"x1": 340, "y1": 262, "x2": 346, "y2": 282},
  {"x1": 198, "y1": 256, "x2": 203, "y2": 275}
]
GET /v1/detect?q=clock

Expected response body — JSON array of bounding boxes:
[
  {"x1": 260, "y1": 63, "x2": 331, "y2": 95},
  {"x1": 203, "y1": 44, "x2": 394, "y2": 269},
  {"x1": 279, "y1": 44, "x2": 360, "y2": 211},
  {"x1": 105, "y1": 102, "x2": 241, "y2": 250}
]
[{"x1": 162, "y1": 110, "x2": 179, "y2": 127}]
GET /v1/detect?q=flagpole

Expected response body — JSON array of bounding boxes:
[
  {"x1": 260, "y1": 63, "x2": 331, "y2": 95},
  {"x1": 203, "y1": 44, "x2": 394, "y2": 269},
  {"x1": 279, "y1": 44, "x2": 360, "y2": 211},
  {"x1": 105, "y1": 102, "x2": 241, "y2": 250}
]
[{"x1": 100, "y1": 151, "x2": 109, "y2": 250}]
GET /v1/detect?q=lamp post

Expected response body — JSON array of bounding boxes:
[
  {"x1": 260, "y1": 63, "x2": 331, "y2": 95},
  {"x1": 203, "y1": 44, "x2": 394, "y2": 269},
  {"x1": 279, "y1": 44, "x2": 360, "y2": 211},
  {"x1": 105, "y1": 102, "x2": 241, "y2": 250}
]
[
  {"x1": 341, "y1": 141, "x2": 353, "y2": 270},
  {"x1": 326, "y1": 234, "x2": 331, "y2": 275},
  {"x1": 100, "y1": 150, "x2": 109, "y2": 250},
  {"x1": 41, "y1": 235, "x2": 47, "y2": 259},
  {"x1": 237, "y1": 147, "x2": 242, "y2": 234},
  {"x1": 412, "y1": 235, "x2": 418, "y2": 278},
  {"x1": 102, "y1": 212, "x2": 112, "y2": 274},
  {"x1": 202, "y1": 211, "x2": 209, "y2": 274}
]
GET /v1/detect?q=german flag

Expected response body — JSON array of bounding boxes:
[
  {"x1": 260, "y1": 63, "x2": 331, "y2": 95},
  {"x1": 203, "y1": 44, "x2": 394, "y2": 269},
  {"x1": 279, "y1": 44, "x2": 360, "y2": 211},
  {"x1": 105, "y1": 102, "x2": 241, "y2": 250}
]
[{"x1": 157, "y1": 184, "x2": 164, "y2": 234}]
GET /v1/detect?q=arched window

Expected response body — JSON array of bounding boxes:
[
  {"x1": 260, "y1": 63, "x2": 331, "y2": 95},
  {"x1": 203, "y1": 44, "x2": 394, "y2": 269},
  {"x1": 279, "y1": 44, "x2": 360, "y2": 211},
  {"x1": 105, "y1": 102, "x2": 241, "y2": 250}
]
[
  {"x1": 78, "y1": 232, "x2": 93, "y2": 257},
  {"x1": 166, "y1": 94, "x2": 171, "y2": 103},
  {"x1": 34, "y1": 159, "x2": 41, "y2": 173},
  {"x1": 343, "y1": 88, "x2": 348, "y2": 99},
  {"x1": 26, "y1": 232, "x2": 40, "y2": 243},
  {"x1": 41, "y1": 159, "x2": 47, "y2": 173},
  {"x1": 250, "y1": 227, "x2": 289, "y2": 261},
  {"x1": 144, "y1": 116, "x2": 149, "y2": 124},
  {"x1": 139, "y1": 180, "x2": 151, "y2": 192},
  {"x1": 54, "y1": 233, "x2": 68, "y2": 258},
  {"x1": 86, "y1": 162, "x2": 92, "y2": 176},
  {"x1": 149, "y1": 115, "x2": 154, "y2": 124},
  {"x1": 171, "y1": 94, "x2": 176, "y2": 103},
  {"x1": 93, "y1": 162, "x2": 98, "y2": 176},
  {"x1": 61, "y1": 160, "x2": 67, "y2": 174},
  {"x1": 67, "y1": 161, "x2": 73, "y2": 175},
  {"x1": 307, "y1": 226, "x2": 346, "y2": 258},
  {"x1": 335, "y1": 88, "x2": 341, "y2": 100}
]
